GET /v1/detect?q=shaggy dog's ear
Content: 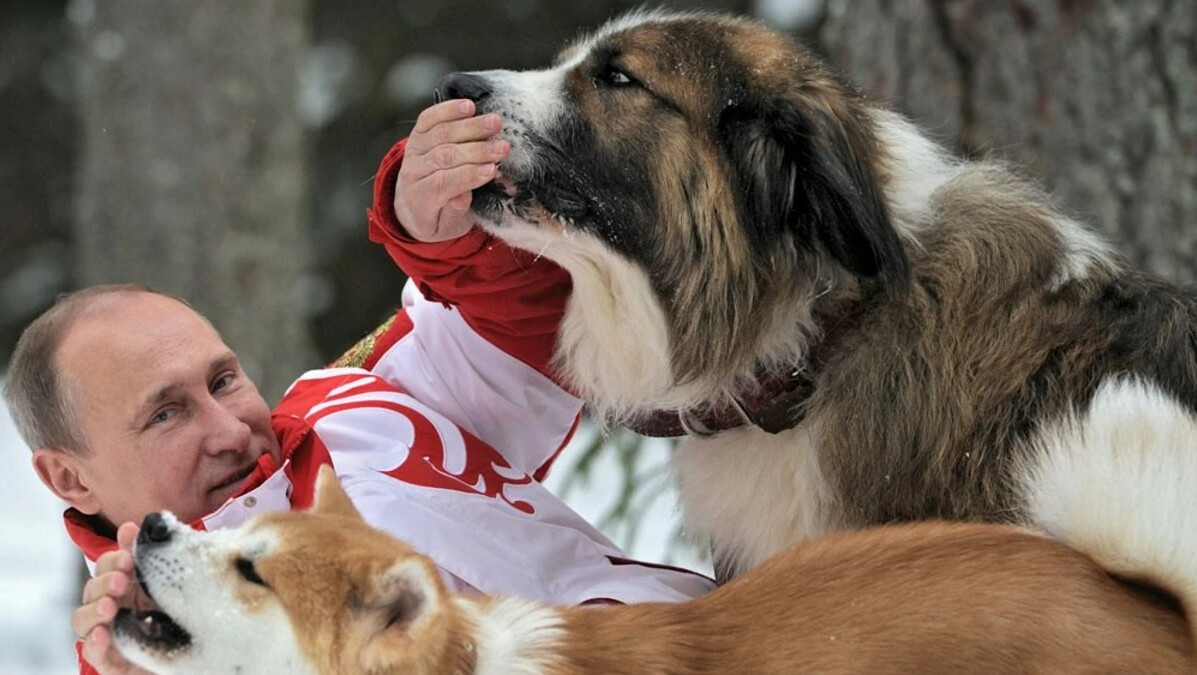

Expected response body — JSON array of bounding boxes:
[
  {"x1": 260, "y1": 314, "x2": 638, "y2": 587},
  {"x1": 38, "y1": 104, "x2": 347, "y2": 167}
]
[{"x1": 719, "y1": 94, "x2": 908, "y2": 282}]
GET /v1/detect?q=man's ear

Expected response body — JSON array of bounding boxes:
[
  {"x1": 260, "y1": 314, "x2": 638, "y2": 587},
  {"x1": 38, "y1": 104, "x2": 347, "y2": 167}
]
[
  {"x1": 32, "y1": 449, "x2": 100, "y2": 514},
  {"x1": 719, "y1": 92, "x2": 909, "y2": 283},
  {"x1": 311, "y1": 464, "x2": 360, "y2": 519}
]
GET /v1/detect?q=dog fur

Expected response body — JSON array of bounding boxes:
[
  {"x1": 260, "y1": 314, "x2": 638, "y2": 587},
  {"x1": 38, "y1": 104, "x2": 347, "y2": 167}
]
[
  {"x1": 452, "y1": 9, "x2": 1197, "y2": 597},
  {"x1": 112, "y1": 466, "x2": 1197, "y2": 673}
]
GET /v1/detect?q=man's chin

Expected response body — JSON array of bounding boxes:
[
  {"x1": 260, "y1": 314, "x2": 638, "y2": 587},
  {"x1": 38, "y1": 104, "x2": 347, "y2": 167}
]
[
  {"x1": 204, "y1": 467, "x2": 257, "y2": 513},
  {"x1": 206, "y1": 483, "x2": 243, "y2": 512}
]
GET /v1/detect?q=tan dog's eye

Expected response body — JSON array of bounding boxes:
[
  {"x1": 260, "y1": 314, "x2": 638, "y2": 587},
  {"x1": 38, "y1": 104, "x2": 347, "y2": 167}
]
[{"x1": 235, "y1": 557, "x2": 269, "y2": 588}]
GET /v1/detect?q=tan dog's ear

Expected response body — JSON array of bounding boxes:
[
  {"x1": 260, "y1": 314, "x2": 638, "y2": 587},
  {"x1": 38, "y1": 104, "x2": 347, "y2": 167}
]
[
  {"x1": 376, "y1": 559, "x2": 436, "y2": 632},
  {"x1": 360, "y1": 558, "x2": 446, "y2": 671},
  {"x1": 312, "y1": 464, "x2": 360, "y2": 519}
]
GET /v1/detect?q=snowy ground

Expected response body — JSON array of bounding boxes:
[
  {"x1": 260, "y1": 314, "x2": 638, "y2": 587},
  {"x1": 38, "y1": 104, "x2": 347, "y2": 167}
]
[
  {"x1": 0, "y1": 379, "x2": 80, "y2": 674},
  {"x1": 0, "y1": 378, "x2": 707, "y2": 672}
]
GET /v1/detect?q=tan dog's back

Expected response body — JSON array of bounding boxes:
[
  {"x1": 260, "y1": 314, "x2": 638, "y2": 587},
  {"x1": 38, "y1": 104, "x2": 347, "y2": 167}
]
[{"x1": 556, "y1": 523, "x2": 1194, "y2": 673}]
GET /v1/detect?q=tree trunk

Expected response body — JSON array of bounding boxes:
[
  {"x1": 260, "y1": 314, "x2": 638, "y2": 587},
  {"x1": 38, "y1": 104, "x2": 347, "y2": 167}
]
[
  {"x1": 74, "y1": 0, "x2": 315, "y2": 403},
  {"x1": 822, "y1": 0, "x2": 1197, "y2": 281}
]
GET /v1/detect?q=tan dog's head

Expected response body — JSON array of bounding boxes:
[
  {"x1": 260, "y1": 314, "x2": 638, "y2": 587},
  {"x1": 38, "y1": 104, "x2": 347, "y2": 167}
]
[{"x1": 113, "y1": 466, "x2": 463, "y2": 674}]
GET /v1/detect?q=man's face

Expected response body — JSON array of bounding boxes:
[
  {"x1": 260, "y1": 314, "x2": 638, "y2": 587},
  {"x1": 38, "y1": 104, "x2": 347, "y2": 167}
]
[{"x1": 53, "y1": 292, "x2": 282, "y2": 527}]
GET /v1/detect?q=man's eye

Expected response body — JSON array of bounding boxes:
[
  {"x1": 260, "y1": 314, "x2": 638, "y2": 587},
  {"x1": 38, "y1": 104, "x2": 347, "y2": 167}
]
[
  {"x1": 212, "y1": 373, "x2": 235, "y2": 393},
  {"x1": 148, "y1": 408, "x2": 174, "y2": 426},
  {"x1": 235, "y1": 557, "x2": 268, "y2": 587}
]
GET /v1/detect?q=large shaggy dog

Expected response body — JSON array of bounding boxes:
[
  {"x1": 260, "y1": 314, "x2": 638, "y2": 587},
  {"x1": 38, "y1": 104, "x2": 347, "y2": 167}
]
[{"x1": 443, "y1": 10, "x2": 1197, "y2": 591}]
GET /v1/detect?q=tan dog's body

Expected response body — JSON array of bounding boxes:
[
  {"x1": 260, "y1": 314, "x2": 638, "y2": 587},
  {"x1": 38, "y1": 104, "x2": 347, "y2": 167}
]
[{"x1": 114, "y1": 467, "x2": 1196, "y2": 674}]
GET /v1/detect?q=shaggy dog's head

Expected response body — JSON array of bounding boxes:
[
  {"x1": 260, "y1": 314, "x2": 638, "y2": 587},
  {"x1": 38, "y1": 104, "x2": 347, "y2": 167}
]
[{"x1": 443, "y1": 11, "x2": 908, "y2": 415}]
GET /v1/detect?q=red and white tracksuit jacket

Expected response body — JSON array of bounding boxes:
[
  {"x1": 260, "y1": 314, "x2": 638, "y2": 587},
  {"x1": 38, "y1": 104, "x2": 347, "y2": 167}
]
[{"x1": 67, "y1": 138, "x2": 713, "y2": 673}]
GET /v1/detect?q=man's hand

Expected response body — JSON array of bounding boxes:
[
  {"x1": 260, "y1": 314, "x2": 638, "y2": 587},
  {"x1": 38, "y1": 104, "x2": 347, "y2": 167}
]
[
  {"x1": 72, "y1": 522, "x2": 150, "y2": 674},
  {"x1": 394, "y1": 99, "x2": 510, "y2": 242}
]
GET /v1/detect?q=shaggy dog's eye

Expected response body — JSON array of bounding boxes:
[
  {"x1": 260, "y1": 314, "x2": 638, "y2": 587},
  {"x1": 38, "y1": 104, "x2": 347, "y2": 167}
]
[
  {"x1": 595, "y1": 63, "x2": 635, "y2": 87},
  {"x1": 235, "y1": 557, "x2": 268, "y2": 587}
]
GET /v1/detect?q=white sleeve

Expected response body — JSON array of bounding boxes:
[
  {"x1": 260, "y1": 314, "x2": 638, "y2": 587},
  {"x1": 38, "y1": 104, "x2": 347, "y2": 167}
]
[
  {"x1": 369, "y1": 281, "x2": 582, "y2": 476},
  {"x1": 340, "y1": 469, "x2": 713, "y2": 606},
  {"x1": 307, "y1": 385, "x2": 713, "y2": 606}
]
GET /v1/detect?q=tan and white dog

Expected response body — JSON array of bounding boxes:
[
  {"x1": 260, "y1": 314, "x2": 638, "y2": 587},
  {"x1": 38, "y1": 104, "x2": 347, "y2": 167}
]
[
  {"x1": 443, "y1": 9, "x2": 1197, "y2": 584},
  {"x1": 114, "y1": 466, "x2": 1196, "y2": 674}
]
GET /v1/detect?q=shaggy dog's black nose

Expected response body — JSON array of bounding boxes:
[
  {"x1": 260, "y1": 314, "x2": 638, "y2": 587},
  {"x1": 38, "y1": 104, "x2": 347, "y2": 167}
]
[
  {"x1": 138, "y1": 513, "x2": 173, "y2": 545},
  {"x1": 434, "y1": 72, "x2": 492, "y2": 105}
]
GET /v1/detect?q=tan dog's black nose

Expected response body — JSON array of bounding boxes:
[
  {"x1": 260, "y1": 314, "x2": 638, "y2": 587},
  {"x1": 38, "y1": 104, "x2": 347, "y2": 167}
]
[
  {"x1": 138, "y1": 512, "x2": 173, "y2": 546},
  {"x1": 434, "y1": 72, "x2": 492, "y2": 105}
]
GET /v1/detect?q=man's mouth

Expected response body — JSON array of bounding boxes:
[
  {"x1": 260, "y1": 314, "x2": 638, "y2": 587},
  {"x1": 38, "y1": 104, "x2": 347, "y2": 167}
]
[{"x1": 208, "y1": 461, "x2": 257, "y2": 496}]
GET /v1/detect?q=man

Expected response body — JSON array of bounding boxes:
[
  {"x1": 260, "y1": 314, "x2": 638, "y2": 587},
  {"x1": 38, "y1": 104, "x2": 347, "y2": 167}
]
[{"x1": 4, "y1": 99, "x2": 713, "y2": 674}]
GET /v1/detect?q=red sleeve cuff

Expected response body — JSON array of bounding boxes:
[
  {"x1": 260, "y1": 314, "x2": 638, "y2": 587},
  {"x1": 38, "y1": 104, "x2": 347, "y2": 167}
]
[
  {"x1": 368, "y1": 136, "x2": 409, "y2": 242},
  {"x1": 76, "y1": 640, "x2": 100, "y2": 675}
]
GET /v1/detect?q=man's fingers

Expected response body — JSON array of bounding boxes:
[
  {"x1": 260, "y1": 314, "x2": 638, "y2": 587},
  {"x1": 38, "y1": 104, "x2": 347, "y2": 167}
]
[
  {"x1": 407, "y1": 113, "x2": 503, "y2": 155},
  {"x1": 396, "y1": 163, "x2": 492, "y2": 240},
  {"x1": 82, "y1": 568, "x2": 131, "y2": 605},
  {"x1": 412, "y1": 99, "x2": 475, "y2": 135},
  {"x1": 421, "y1": 198, "x2": 477, "y2": 243},
  {"x1": 93, "y1": 548, "x2": 133, "y2": 578},
  {"x1": 419, "y1": 162, "x2": 497, "y2": 206},
  {"x1": 116, "y1": 522, "x2": 139, "y2": 551},
  {"x1": 72, "y1": 595, "x2": 118, "y2": 641},
  {"x1": 395, "y1": 101, "x2": 507, "y2": 242},
  {"x1": 81, "y1": 624, "x2": 112, "y2": 667},
  {"x1": 412, "y1": 139, "x2": 510, "y2": 179},
  {"x1": 82, "y1": 624, "x2": 136, "y2": 674}
]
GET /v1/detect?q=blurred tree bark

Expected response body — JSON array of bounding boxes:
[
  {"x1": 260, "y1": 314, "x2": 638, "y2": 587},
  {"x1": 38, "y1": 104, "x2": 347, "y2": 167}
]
[
  {"x1": 74, "y1": 0, "x2": 316, "y2": 403},
  {"x1": 823, "y1": 0, "x2": 1197, "y2": 281}
]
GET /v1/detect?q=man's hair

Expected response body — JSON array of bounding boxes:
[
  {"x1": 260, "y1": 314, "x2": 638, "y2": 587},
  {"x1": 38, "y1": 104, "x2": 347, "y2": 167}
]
[{"x1": 3, "y1": 283, "x2": 190, "y2": 454}]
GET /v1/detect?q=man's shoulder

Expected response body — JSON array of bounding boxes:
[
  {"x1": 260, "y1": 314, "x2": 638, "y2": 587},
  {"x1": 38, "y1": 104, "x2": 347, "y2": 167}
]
[{"x1": 273, "y1": 368, "x2": 405, "y2": 420}]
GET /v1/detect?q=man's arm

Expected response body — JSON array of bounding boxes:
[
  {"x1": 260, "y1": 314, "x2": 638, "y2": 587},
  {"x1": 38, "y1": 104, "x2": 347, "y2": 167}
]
[
  {"x1": 369, "y1": 100, "x2": 572, "y2": 380},
  {"x1": 361, "y1": 101, "x2": 580, "y2": 477}
]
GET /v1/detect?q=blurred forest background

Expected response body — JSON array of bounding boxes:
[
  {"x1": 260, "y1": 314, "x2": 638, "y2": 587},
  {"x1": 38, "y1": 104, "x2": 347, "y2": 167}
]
[
  {"x1": 2, "y1": 0, "x2": 1192, "y2": 393},
  {"x1": 1, "y1": 0, "x2": 1194, "y2": 602}
]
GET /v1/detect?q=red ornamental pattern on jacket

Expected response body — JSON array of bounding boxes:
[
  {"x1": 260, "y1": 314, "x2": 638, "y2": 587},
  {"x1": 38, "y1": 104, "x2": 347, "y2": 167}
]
[
  {"x1": 305, "y1": 373, "x2": 538, "y2": 515},
  {"x1": 385, "y1": 400, "x2": 537, "y2": 514}
]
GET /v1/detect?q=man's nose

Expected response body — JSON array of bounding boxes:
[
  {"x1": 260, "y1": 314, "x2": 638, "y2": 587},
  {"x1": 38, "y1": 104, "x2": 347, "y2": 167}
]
[
  {"x1": 138, "y1": 512, "x2": 172, "y2": 546},
  {"x1": 433, "y1": 72, "x2": 492, "y2": 105},
  {"x1": 201, "y1": 399, "x2": 253, "y2": 456}
]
